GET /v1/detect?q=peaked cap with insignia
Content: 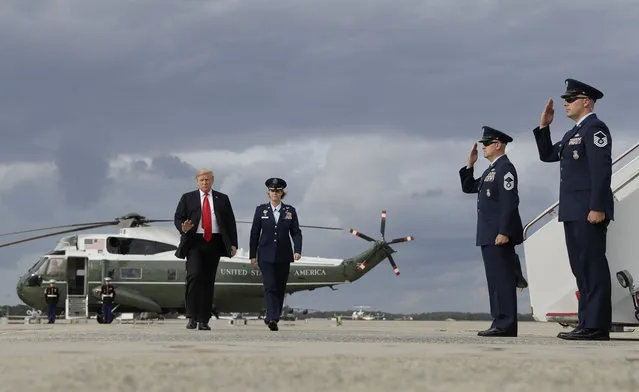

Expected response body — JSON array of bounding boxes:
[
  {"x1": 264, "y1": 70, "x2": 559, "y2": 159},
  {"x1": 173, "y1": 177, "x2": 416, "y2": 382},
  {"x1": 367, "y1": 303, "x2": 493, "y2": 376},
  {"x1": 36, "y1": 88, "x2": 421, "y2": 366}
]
[
  {"x1": 479, "y1": 126, "x2": 513, "y2": 144},
  {"x1": 561, "y1": 78, "x2": 604, "y2": 101},
  {"x1": 265, "y1": 177, "x2": 287, "y2": 189}
]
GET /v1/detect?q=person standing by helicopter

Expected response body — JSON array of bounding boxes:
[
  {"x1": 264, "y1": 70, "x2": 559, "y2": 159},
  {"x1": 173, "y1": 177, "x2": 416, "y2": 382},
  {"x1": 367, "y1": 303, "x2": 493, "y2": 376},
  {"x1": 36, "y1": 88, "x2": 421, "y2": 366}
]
[
  {"x1": 250, "y1": 178, "x2": 302, "y2": 331},
  {"x1": 43, "y1": 279, "x2": 60, "y2": 324},
  {"x1": 459, "y1": 126, "x2": 523, "y2": 337},
  {"x1": 174, "y1": 168, "x2": 238, "y2": 331},
  {"x1": 99, "y1": 277, "x2": 116, "y2": 323}
]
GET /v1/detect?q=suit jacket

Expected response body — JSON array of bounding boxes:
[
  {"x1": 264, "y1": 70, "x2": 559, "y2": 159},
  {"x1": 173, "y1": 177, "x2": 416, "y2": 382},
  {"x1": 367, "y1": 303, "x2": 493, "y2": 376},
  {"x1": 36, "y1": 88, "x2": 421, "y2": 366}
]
[
  {"x1": 459, "y1": 155, "x2": 524, "y2": 246},
  {"x1": 173, "y1": 189, "x2": 238, "y2": 259},
  {"x1": 249, "y1": 202, "x2": 302, "y2": 263},
  {"x1": 532, "y1": 113, "x2": 614, "y2": 222}
]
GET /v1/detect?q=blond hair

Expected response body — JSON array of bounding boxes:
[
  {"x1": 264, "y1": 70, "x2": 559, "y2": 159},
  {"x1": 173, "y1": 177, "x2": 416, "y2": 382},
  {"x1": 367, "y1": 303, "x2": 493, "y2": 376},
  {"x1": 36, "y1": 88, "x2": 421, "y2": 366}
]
[{"x1": 195, "y1": 168, "x2": 213, "y2": 179}]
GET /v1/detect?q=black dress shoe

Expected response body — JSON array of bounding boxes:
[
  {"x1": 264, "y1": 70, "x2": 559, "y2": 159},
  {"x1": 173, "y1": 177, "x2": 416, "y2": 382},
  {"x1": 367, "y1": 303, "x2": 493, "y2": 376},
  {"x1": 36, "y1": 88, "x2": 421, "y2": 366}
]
[
  {"x1": 557, "y1": 326, "x2": 583, "y2": 338},
  {"x1": 198, "y1": 323, "x2": 211, "y2": 331},
  {"x1": 268, "y1": 320, "x2": 279, "y2": 331},
  {"x1": 558, "y1": 328, "x2": 609, "y2": 341},
  {"x1": 477, "y1": 327, "x2": 517, "y2": 337},
  {"x1": 186, "y1": 320, "x2": 197, "y2": 329}
]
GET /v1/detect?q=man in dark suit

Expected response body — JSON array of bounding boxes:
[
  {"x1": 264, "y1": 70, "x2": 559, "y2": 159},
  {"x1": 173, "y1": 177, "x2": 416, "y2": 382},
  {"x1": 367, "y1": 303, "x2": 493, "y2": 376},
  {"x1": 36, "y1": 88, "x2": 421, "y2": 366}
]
[
  {"x1": 174, "y1": 168, "x2": 238, "y2": 330},
  {"x1": 249, "y1": 177, "x2": 302, "y2": 331},
  {"x1": 460, "y1": 126, "x2": 524, "y2": 337},
  {"x1": 533, "y1": 79, "x2": 613, "y2": 341}
]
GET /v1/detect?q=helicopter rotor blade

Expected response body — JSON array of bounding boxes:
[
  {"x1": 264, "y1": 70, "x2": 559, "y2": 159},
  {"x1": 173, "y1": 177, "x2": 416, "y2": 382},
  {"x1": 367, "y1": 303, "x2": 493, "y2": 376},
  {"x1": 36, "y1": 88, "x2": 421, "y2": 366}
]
[
  {"x1": 0, "y1": 223, "x2": 115, "y2": 248},
  {"x1": 349, "y1": 228, "x2": 376, "y2": 242},
  {"x1": 387, "y1": 235, "x2": 415, "y2": 244},
  {"x1": 348, "y1": 210, "x2": 415, "y2": 276},
  {"x1": 387, "y1": 254, "x2": 400, "y2": 276},
  {"x1": 0, "y1": 220, "x2": 119, "y2": 237}
]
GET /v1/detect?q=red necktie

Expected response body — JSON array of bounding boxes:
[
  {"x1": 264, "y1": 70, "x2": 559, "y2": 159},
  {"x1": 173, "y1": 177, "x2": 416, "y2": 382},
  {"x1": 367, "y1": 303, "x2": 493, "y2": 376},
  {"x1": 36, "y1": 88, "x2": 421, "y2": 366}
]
[{"x1": 202, "y1": 193, "x2": 212, "y2": 242}]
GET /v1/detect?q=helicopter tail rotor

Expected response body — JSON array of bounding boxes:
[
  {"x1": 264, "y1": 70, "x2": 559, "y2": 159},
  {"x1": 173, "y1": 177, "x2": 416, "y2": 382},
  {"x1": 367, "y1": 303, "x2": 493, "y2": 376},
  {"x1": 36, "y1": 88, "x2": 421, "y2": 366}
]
[{"x1": 349, "y1": 210, "x2": 414, "y2": 276}]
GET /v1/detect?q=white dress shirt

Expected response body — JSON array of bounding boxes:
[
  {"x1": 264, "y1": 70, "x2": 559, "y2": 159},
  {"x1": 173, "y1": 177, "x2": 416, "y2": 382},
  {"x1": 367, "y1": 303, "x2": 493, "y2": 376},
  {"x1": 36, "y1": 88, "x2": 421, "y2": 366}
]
[{"x1": 271, "y1": 202, "x2": 281, "y2": 222}]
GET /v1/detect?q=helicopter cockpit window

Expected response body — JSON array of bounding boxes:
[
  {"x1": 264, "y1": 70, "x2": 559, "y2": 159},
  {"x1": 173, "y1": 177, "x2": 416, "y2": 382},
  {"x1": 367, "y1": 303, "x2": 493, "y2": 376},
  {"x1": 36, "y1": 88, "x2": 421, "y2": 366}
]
[
  {"x1": 45, "y1": 257, "x2": 66, "y2": 277},
  {"x1": 28, "y1": 257, "x2": 48, "y2": 274},
  {"x1": 106, "y1": 237, "x2": 177, "y2": 255}
]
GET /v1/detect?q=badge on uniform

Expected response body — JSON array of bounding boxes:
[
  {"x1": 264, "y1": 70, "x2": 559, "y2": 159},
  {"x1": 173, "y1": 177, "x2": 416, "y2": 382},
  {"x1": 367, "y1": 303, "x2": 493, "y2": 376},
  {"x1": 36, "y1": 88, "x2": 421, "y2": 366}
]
[
  {"x1": 486, "y1": 189, "x2": 491, "y2": 197},
  {"x1": 484, "y1": 171, "x2": 496, "y2": 182},
  {"x1": 503, "y1": 172, "x2": 514, "y2": 191},
  {"x1": 594, "y1": 131, "x2": 608, "y2": 147},
  {"x1": 573, "y1": 150, "x2": 579, "y2": 160},
  {"x1": 285, "y1": 211, "x2": 292, "y2": 219},
  {"x1": 568, "y1": 137, "x2": 582, "y2": 145}
]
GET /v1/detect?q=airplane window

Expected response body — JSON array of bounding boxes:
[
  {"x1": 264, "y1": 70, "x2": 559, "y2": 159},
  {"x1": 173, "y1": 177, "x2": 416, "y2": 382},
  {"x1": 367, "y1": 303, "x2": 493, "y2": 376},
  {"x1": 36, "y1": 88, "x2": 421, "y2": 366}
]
[
  {"x1": 106, "y1": 237, "x2": 177, "y2": 255},
  {"x1": 120, "y1": 267, "x2": 142, "y2": 279},
  {"x1": 167, "y1": 269, "x2": 177, "y2": 281}
]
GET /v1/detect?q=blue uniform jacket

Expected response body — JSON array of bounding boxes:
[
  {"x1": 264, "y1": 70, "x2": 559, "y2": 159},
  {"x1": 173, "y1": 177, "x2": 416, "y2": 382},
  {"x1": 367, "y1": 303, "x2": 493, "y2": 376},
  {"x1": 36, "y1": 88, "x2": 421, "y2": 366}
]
[
  {"x1": 459, "y1": 155, "x2": 524, "y2": 246},
  {"x1": 249, "y1": 202, "x2": 302, "y2": 263},
  {"x1": 532, "y1": 113, "x2": 614, "y2": 222}
]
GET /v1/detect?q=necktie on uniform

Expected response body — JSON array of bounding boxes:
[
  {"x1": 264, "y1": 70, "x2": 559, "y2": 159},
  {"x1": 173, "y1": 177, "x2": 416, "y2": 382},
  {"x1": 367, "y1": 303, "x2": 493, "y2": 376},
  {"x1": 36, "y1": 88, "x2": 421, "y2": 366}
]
[{"x1": 202, "y1": 193, "x2": 212, "y2": 242}]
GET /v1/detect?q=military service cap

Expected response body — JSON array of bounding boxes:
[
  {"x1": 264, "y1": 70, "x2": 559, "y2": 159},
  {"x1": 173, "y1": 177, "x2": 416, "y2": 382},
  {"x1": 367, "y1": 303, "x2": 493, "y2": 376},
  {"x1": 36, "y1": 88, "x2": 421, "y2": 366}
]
[
  {"x1": 104, "y1": 277, "x2": 112, "y2": 282},
  {"x1": 561, "y1": 78, "x2": 604, "y2": 101},
  {"x1": 479, "y1": 126, "x2": 513, "y2": 144},
  {"x1": 265, "y1": 177, "x2": 287, "y2": 190},
  {"x1": 48, "y1": 279, "x2": 56, "y2": 284}
]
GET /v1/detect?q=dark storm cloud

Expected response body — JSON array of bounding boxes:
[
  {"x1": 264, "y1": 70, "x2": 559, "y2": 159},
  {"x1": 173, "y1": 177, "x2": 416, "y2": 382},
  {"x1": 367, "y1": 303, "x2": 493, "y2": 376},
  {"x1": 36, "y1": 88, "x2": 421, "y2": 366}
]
[{"x1": 1, "y1": 0, "x2": 638, "y2": 164}]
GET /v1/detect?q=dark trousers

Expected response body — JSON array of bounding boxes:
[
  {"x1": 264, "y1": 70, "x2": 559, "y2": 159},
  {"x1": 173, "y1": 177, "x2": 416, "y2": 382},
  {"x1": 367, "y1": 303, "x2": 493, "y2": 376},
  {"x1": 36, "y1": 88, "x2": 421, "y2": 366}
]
[
  {"x1": 185, "y1": 234, "x2": 223, "y2": 323},
  {"x1": 258, "y1": 260, "x2": 291, "y2": 322},
  {"x1": 480, "y1": 244, "x2": 518, "y2": 331},
  {"x1": 102, "y1": 303, "x2": 113, "y2": 323},
  {"x1": 47, "y1": 304, "x2": 57, "y2": 323},
  {"x1": 563, "y1": 220, "x2": 612, "y2": 331}
]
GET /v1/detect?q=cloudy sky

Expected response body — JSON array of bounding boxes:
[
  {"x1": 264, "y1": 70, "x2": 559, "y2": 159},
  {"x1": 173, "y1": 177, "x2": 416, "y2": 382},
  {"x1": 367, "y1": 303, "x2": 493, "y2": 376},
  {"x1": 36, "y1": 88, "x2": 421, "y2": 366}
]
[{"x1": 1, "y1": 0, "x2": 637, "y2": 315}]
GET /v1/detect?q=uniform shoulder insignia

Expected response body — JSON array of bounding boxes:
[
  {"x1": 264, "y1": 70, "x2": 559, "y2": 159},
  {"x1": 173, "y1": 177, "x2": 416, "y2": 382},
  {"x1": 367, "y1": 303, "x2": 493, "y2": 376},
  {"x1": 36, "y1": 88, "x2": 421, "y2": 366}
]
[
  {"x1": 593, "y1": 130, "x2": 608, "y2": 148},
  {"x1": 503, "y1": 172, "x2": 515, "y2": 191}
]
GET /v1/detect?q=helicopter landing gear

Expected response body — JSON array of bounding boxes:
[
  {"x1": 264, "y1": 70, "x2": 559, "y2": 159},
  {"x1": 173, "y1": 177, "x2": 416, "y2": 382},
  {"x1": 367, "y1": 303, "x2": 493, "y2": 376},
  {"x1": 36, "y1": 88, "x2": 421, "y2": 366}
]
[{"x1": 616, "y1": 270, "x2": 639, "y2": 322}]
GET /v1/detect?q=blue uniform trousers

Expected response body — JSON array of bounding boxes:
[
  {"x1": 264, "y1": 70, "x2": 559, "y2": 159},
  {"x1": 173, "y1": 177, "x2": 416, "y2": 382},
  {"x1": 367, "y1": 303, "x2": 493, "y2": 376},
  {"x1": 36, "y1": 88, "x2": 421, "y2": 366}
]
[
  {"x1": 480, "y1": 244, "x2": 518, "y2": 331},
  {"x1": 258, "y1": 260, "x2": 290, "y2": 322},
  {"x1": 102, "y1": 303, "x2": 113, "y2": 323},
  {"x1": 563, "y1": 220, "x2": 612, "y2": 331},
  {"x1": 47, "y1": 304, "x2": 57, "y2": 323}
]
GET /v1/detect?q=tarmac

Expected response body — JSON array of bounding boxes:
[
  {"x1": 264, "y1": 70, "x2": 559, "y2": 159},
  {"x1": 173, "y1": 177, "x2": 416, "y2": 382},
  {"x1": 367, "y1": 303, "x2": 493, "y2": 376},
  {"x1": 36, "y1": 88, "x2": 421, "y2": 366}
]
[{"x1": 1, "y1": 318, "x2": 639, "y2": 392}]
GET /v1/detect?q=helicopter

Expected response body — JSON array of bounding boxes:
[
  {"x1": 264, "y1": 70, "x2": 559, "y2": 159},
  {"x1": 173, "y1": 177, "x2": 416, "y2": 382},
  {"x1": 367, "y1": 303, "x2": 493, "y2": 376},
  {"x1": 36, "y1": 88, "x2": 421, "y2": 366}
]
[{"x1": 2, "y1": 210, "x2": 414, "y2": 323}]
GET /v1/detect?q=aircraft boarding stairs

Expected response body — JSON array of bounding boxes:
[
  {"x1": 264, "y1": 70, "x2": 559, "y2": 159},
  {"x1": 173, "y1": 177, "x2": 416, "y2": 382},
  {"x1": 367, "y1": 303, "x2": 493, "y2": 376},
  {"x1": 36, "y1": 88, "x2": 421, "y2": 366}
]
[
  {"x1": 65, "y1": 295, "x2": 88, "y2": 320},
  {"x1": 522, "y1": 141, "x2": 639, "y2": 328}
]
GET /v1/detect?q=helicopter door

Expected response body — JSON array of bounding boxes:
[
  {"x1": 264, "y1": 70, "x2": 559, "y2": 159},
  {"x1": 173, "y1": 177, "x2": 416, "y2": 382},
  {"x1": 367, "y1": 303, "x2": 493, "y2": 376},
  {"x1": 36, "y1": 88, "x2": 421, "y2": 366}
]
[{"x1": 66, "y1": 257, "x2": 87, "y2": 296}]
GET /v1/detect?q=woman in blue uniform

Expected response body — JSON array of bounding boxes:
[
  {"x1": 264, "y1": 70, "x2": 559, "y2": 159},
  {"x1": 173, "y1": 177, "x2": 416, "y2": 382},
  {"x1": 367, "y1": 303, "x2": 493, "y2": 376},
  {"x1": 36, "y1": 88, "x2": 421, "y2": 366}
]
[{"x1": 249, "y1": 177, "x2": 302, "y2": 331}]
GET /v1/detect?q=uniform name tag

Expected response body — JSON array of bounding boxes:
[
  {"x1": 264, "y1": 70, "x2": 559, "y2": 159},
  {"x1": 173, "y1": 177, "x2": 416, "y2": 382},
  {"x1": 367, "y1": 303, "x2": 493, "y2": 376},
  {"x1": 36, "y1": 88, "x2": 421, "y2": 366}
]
[{"x1": 568, "y1": 137, "x2": 582, "y2": 145}]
